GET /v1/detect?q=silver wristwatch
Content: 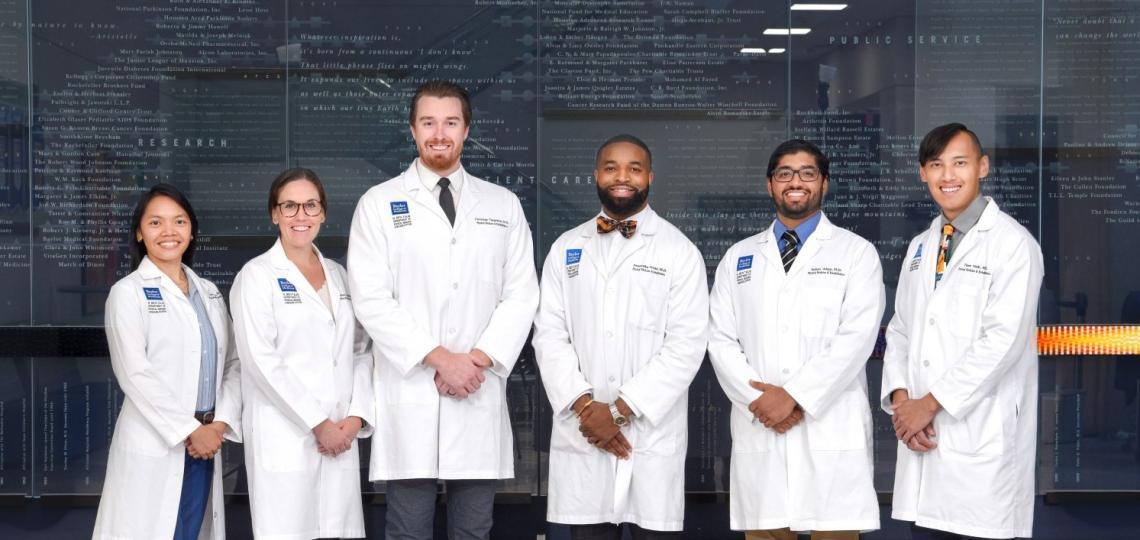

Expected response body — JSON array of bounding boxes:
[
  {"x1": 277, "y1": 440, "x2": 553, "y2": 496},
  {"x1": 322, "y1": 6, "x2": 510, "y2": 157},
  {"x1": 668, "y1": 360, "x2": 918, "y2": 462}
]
[{"x1": 609, "y1": 403, "x2": 629, "y2": 427}]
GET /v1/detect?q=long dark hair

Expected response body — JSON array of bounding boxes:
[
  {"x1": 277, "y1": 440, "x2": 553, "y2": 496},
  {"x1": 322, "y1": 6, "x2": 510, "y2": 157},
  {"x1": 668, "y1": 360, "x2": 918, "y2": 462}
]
[{"x1": 129, "y1": 183, "x2": 199, "y2": 270}]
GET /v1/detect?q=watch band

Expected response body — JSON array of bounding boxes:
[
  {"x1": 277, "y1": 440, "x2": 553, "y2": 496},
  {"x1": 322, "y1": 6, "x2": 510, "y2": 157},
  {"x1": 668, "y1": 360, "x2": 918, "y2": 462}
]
[{"x1": 609, "y1": 402, "x2": 628, "y2": 427}]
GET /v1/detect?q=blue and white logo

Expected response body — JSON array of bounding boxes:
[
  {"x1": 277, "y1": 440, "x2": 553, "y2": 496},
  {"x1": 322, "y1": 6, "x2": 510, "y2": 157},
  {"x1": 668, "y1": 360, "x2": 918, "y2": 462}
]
[
  {"x1": 390, "y1": 201, "x2": 409, "y2": 215},
  {"x1": 566, "y1": 248, "x2": 582, "y2": 265},
  {"x1": 143, "y1": 287, "x2": 162, "y2": 301},
  {"x1": 914, "y1": 243, "x2": 923, "y2": 259},
  {"x1": 277, "y1": 278, "x2": 297, "y2": 292},
  {"x1": 737, "y1": 255, "x2": 753, "y2": 271}
]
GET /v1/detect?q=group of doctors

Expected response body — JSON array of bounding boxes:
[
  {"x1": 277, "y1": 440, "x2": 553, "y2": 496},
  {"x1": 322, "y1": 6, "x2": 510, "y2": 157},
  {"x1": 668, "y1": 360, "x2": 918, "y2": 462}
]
[{"x1": 92, "y1": 79, "x2": 1043, "y2": 540}]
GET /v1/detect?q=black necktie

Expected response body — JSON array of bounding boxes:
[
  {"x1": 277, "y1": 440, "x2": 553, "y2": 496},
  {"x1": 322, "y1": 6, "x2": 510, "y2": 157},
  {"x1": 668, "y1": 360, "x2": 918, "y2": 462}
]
[
  {"x1": 437, "y1": 177, "x2": 455, "y2": 226},
  {"x1": 780, "y1": 230, "x2": 800, "y2": 273}
]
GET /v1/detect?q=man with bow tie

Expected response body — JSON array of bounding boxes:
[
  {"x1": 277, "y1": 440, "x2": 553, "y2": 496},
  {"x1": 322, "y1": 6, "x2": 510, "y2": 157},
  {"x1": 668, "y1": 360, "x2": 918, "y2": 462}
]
[{"x1": 533, "y1": 134, "x2": 709, "y2": 539}]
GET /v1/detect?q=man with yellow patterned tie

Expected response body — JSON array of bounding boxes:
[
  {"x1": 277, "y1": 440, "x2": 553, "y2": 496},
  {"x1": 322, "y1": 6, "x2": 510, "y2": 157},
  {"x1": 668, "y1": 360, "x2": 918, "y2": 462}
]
[
  {"x1": 533, "y1": 134, "x2": 709, "y2": 539},
  {"x1": 883, "y1": 123, "x2": 1044, "y2": 540}
]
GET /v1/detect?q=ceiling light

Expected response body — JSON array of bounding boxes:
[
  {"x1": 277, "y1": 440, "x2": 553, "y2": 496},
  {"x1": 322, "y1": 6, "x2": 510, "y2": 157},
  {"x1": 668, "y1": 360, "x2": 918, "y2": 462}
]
[
  {"x1": 791, "y1": 4, "x2": 848, "y2": 11},
  {"x1": 764, "y1": 28, "x2": 811, "y2": 35}
]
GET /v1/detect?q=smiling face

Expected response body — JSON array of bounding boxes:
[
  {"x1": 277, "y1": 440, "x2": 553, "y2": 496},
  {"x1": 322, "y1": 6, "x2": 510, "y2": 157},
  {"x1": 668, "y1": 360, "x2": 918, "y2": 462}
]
[
  {"x1": 272, "y1": 179, "x2": 324, "y2": 251},
  {"x1": 136, "y1": 195, "x2": 192, "y2": 268},
  {"x1": 409, "y1": 95, "x2": 469, "y2": 176},
  {"x1": 767, "y1": 151, "x2": 828, "y2": 226},
  {"x1": 595, "y1": 141, "x2": 653, "y2": 220},
  {"x1": 919, "y1": 131, "x2": 988, "y2": 221}
]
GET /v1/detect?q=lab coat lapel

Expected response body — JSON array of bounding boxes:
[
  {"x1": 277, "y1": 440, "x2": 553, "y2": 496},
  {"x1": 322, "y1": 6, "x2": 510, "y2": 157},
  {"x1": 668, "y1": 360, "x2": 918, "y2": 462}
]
[
  {"x1": 785, "y1": 214, "x2": 833, "y2": 278},
  {"x1": 610, "y1": 208, "x2": 656, "y2": 275},
  {"x1": 943, "y1": 197, "x2": 999, "y2": 277},
  {"x1": 269, "y1": 239, "x2": 325, "y2": 308},
  {"x1": 401, "y1": 160, "x2": 452, "y2": 227},
  {"x1": 580, "y1": 225, "x2": 606, "y2": 279},
  {"x1": 453, "y1": 170, "x2": 482, "y2": 233}
]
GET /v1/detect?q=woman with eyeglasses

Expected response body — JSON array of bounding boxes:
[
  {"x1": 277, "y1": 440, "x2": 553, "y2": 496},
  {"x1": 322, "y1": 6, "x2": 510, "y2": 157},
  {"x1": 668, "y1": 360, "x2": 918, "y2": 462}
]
[
  {"x1": 230, "y1": 168, "x2": 374, "y2": 539},
  {"x1": 94, "y1": 183, "x2": 242, "y2": 540}
]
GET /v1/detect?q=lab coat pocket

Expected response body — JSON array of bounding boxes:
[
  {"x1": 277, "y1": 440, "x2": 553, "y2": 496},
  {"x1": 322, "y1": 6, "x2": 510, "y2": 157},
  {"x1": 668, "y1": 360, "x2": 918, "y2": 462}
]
[
  {"x1": 627, "y1": 281, "x2": 667, "y2": 366},
  {"x1": 947, "y1": 289, "x2": 982, "y2": 339},
  {"x1": 805, "y1": 391, "x2": 869, "y2": 451},
  {"x1": 730, "y1": 408, "x2": 774, "y2": 453},
  {"x1": 633, "y1": 416, "x2": 677, "y2": 456},
  {"x1": 939, "y1": 396, "x2": 1004, "y2": 457},
  {"x1": 550, "y1": 414, "x2": 593, "y2": 454},
  {"x1": 119, "y1": 415, "x2": 172, "y2": 457},
  {"x1": 801, "y1": 288, "x2": 842, "y2": 338},
  {"x1": 255, "y1": 407, "x2": 312, "y2": 472}
]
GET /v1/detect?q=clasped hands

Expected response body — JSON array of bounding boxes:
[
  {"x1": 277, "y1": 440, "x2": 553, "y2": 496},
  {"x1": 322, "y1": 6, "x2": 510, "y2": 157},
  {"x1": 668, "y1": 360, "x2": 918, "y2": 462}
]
[
  {"x1": 313, "y1": 416, "x2": 364, "y2": 457},
  {"x1": 890, "y1": 389, "x2": 940, "y2": 453},
  {"x1": 185, "y1": 421, "x2": 228, "y2": 460},
  {"x1": 426, "y1": 346, "x2": 492, "y2": 399},
  {"x1": 748, "y1": 381, "x2": 804, "y2": 434},
  {"x1": 573, "y1": 395, "x2": 633, "y2": 460}
]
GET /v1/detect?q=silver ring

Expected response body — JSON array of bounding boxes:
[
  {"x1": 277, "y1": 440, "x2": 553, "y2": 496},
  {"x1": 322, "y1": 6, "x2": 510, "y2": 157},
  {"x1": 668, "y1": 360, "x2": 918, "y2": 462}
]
[{"x1": 447, "y1": 390, "x2": 456, "y2": 396}]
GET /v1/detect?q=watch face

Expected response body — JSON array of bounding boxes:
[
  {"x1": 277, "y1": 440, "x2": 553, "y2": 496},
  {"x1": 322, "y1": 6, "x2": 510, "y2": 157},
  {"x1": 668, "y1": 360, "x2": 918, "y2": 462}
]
[{"x1": 614, "y1": 416, "x2": 628, "y2": 427}]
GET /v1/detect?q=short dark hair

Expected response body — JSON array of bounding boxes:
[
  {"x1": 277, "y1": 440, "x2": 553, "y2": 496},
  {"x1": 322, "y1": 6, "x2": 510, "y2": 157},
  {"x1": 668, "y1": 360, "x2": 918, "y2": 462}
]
[
  {"x1": 595, "y1": 134, "x2": 652, "y2": 170},
  {"x1": 129, "y1": 183, "x2": 199, "y2": 270},
  {"x1": 919, "y1": 123, "x2": 985, "y2": 166},
  {"x1": 766, "y1": 139, "x2": 829, "y2": 179},
  {"x1": 408, "y1": 80, "x2": 471, "y2": 126},
  {"x1": 267, "y1": 167, "x2": 328, "y2": 219}
]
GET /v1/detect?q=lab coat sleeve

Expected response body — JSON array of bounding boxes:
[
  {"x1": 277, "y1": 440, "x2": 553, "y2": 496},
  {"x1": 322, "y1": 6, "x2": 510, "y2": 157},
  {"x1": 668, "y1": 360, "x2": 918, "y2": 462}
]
[
  {"x1": 105, "y1": 284, "x2": 201, "y2": 448},
  {"x1": 618, "y1": 242, "x2": 709, "y2": 426},
  {"x1": 211, "y1": 286, "x2": 243, "y2": 443},
  {"x1": 784, "y1": 242, "x2": 886, "y2": 417},
  {"x1": 474, "y1": 196, "x2": 540, "y2": 378},
  {"x1": 880, "y1": 245, "x2": 915, "y2": 414},
  {"x1": 230, "y1": 265, "x2": 328, "y2": 432},
  {"x1": 347, "y1": 189, "x2": 438, "y2": 377},
  {"x1": 532, "y1": 241, "x2": 593, "y2": 417},
  {"x1": 928, "y1": 235, "x2": 1043, "y2": 420},
  {"x1": 707, "y1": 248, "x2": 763, "y2": 418},
  {"x1": 347, "y1": 315, "x2": 376, "y2": 438}
]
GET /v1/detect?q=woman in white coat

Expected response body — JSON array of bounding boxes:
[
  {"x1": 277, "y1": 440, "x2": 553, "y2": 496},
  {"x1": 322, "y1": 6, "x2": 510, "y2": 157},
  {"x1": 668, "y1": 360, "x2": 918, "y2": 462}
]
[
  {"x1": 94, "y1": 183, "x2": 242, "y2": 540},
  {"x1": 230, "y1": 168, "x2": 374, "y2": 540}
]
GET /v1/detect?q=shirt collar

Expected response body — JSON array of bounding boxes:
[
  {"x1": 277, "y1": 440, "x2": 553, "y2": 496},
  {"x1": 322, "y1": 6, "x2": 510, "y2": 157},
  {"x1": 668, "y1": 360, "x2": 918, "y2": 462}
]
[
  {"x1": 941, "y1": 195, "x2": 988, "y2": 234},
  {"x1": 773, "y1": 210, "x2": 823, "y2": 246},
  {"x1": 416, "y1": 158, "x2": 464, "y2": 194}
]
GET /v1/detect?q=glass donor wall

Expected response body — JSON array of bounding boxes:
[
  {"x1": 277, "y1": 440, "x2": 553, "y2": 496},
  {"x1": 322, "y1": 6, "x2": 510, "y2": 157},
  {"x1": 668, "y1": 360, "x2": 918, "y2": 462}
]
[{"x1": 0, "y1": 0, "x2": 1138, "y2": 497}]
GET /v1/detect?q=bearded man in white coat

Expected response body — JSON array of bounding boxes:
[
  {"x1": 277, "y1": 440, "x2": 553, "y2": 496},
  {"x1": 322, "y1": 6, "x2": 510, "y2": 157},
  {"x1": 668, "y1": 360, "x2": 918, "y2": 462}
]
[
  {"x1": 347, "y1": 80, "x2": 539, "y2": 540},
  {"x1": 883, "y1": 123, "x2": 1043, "y2": 540},
  {"x1": 533, "y1": 134, "x2": 709, "y2": 540},
  {"x1": 708, "y1": 139, "x2": 884, "y2": 540}
]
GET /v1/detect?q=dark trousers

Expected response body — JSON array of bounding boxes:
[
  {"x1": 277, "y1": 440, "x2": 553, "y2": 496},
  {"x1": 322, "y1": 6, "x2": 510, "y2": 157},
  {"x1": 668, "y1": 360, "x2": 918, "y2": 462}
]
[
  {"x1": 385, "y1": 478, "x2": 497, "y2": 540},
  {"x1": 569, "y1": 523, "x2": 682, "y2": 540},
  {"x1": 173, "y1": 451, "x2": 213, "y2": 540},
  {"x1": 910, "y1": 523, "x2": 1010, "y2": 540}
]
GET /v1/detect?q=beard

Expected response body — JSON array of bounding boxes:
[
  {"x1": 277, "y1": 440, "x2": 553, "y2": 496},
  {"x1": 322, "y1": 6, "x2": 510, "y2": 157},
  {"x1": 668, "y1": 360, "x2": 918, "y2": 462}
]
[
  {"x1": 597, "y1": 183, "x2": 650, "y2": 219},
  {"x1": 419, "y1": 139, "x2": 462, "y2": 173},
  {"x1": 773, "y1": 191, "x2": 822, "y2": 221}
]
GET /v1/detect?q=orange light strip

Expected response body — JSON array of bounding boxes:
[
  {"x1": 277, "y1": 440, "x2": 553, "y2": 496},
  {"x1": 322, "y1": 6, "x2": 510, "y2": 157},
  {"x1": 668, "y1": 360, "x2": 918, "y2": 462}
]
[{"x1": 1037, "y1": 325, "x2": 1140, "y2": 356}]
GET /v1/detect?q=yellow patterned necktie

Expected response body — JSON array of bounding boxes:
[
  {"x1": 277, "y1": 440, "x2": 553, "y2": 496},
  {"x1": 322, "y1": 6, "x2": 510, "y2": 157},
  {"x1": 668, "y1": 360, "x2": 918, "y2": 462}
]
[{"x1": 934, "y1": 223, "x2": 955, "y2": 288}]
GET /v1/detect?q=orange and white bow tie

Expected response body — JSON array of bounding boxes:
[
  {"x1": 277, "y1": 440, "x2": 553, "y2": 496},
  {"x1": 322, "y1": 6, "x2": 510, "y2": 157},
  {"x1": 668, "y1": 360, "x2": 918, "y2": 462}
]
[{"x1": 596, "y1": 216, "x2": 637, "y2": 239}]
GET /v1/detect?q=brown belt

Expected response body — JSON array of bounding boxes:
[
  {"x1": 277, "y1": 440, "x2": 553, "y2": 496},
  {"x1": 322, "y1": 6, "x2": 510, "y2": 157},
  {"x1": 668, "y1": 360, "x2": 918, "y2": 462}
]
[{"x1": 194, "y1": 410, "x2": 215, "y2": 424}]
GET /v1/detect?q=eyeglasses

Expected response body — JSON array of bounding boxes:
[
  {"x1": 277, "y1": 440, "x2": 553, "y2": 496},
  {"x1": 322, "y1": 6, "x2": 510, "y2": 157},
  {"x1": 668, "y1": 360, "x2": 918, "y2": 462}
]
[
  {"x1": 276, "y1": 199, "x2": 323, "y2": 217},
  {"x1": 772, "y1": 167, "x2": 822, "y2": 183}
]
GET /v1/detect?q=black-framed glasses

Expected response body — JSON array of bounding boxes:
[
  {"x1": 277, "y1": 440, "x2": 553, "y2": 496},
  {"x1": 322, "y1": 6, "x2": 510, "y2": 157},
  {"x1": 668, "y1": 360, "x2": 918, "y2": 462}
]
[
  {"x1": 276, "y1": 199, "x2": 323, "y2": 217},
  {"x1": 772, "y1": 167, "x2": 822, "y2": 183}
]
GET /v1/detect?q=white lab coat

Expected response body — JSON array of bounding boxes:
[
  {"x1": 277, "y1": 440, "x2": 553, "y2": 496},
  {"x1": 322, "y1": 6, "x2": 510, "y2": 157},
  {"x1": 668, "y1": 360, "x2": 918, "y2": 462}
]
[
  {"x1": 347, "y1": 160, "x2": 539, "y2": 480},
  {"x1": 532, "y1": 208, "x2": 709, "y2": 532},
  {"x1": 881, "y1": 198, "x2": 1042, "y2": 539},
  {"x1": 94, "y1": 256, "x2": 242, "y2": 540},
  {"x1": 708, "y1": 214, "x2": 884, "y2": 532},
  {"x1": 230, "y1": 239, "x2": 375, "y2": 540}
]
